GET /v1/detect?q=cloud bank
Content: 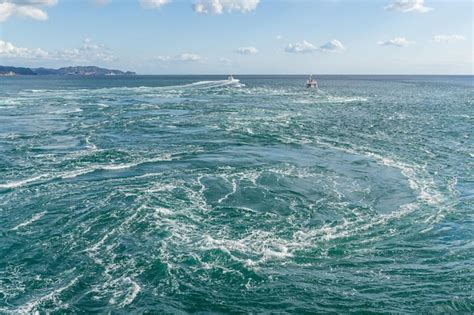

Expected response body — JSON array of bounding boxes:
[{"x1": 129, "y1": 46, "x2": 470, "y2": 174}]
[
  {"x1": 385, "y1": 0, "x2": 432, "y2": 13},
  {"x1": 193, "y1": 0, "x2": 259, "y2": 15}
]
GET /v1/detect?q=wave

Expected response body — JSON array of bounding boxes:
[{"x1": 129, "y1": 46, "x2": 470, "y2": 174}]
[
  {"x1": 0, "y1": 175, "x2": 49, "y2": 189},
  {"x1": 119, "y1": 278, "x2": 141, "y2": 307},
  {"x1": 61, "y1": 153, "x2": 173, "y2": 177},
  {"x1": 294, "y1": 95, "x2": 368, "y2": 104},
  {"x1": 14, "y1": 276, "x2": 80, "y2": 314},
  {"x1": 313, "y1": 136, "x2": 444, "y2": 206},
  {"x1": 48, "y1": 108, "x2": 83, "y2": 114},
  {"x1": 325, "y1": 96, "x2": 368, "y2": 103},
  {"x1": 0, "y1": 154, "x2": 174, "y2": 189},
  {"x1": 309, "y1": 137, "x2": 454, "y2": 236},
  {"x1": 166, "y1": 79, "x2": 245, "y2": 90},
  {"x1": 20, "y1": 79, "x2": 244, "y2": 97},
  {"x1": 11, "y1": 211, "x2": 47, "y2": 231}
]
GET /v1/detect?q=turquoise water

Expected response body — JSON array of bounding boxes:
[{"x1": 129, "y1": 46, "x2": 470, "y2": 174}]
[{"x1": 0, "y1": 75, "x2": 472, "y2": 313}]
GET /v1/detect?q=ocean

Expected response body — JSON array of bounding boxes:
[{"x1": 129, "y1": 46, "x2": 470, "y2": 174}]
[{"x1": 0, "y1": 75, "x2": 473, "y2": 313}]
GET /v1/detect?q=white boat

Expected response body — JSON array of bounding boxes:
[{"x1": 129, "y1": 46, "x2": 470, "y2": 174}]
[
  {"x1": 306, "y1": 75, "x2": 318, "y2": 88},
  {"x1": 228, "y1": 75, "x2": 235, "y2": 81}
]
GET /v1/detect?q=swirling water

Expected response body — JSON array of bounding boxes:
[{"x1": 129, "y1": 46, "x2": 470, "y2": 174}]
[{"x1": 0, "y1": 75, "x2": 472, "y2": 313}]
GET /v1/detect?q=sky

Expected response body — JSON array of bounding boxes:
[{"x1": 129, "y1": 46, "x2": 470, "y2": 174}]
[{"x1": 0, "y1": 0, "x2": 472, "y2": 74}]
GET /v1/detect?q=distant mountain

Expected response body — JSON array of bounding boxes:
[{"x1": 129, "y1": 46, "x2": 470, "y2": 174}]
[
  {"x1": 0, "y1": 66, "x2": 36, "y2": 76},
  {"x1": 0, "y1": 66, "x2": 136, "y2": 76}
]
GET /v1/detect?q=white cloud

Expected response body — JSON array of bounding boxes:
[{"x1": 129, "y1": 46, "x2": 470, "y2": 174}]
[
  {"x1": 0, "y1": 39, "x2": 49, "y2": 58},
  {"x1": 275, "y1": 35, "x2": 283, "y2": 40},
  {"x1": 0, "y1": 2, "x2": 15, "y2": 21},
  {"x1": 0, "y1": 0, "x2": 57, "y2": 22},
  {"x1": 219, "y1": 57, "x2": 232, "y2": 64},
  {"x1": 140, "y1": 0, "x2": 171, "y2": 9},
  {"x1": 285, "y1": 40, "x2": 318, "y2": 53},
  {"x1": 155, "y1": 55, "x2": 171, "y2": 61},
  {"x1": 193, "y1": 0, "x2": 259, "y2": 15},
  {"x1": 55, "y1": 38, "x2": 116, "y2": 62},
  {"x1": 18, "y1": 0, "x2": 58, "y2": 5},
  {"x1": 320, "y1": 39, "x2": 345, "y2": 52},
  {"x1": 285, "y1": 39, "x2": 345, "y2": 53},
  {"x1": 432, "y1": 34, "x2": 466, "y2": 43},
  {"x1": 378, "y1": 37, "x2": 415, "y2": 47},
  {"x1": 155, "y1": 53, "x2": 204, "y2": 62},
  {"x1": 385, "y1": 0, "x2": 432, "y2": 13},
  {"x1": 176, "y1": 52, "x2": 203, "y2": 62},
  {"x1": 236, "y1": 46, "x2": 258, "y2": 55},
  {"x1": 15, "y1": 5, "x2": 48, "y2": 19}
]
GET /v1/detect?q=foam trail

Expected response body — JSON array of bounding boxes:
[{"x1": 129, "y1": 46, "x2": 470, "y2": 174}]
[
  {"x1": 0, "y1": 175, "x2": 49, "y2": 189},
  {"x1": 48, "y1": 108, "x2": 83, "y2": 114},
  {"x1": 14, "y1": 276, "x2": 80, "y2": 314},
  {"x1": 11, "y1": 211, "x2": 47, "y2": 231},
  {"x1": 120, "y1": 278, "x2": 141, "y2": 307},
  {"x1": 1, "y1": 154, "x2": 174, "y2": 189},
  {"x1": 164, "y1": 79, "x2": 245, "y2": 90}
]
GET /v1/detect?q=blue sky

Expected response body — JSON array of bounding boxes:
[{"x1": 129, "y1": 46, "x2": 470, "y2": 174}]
[{"x1": 0, "y1": 0, "x2": 472, "y2": 74}]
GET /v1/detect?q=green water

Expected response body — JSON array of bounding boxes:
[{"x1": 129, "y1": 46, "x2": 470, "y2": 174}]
[{"x1": 0, "y1": 75, "x2": 473, "y2": 313}]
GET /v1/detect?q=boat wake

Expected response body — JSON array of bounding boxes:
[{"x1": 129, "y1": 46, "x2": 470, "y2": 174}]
[{"x1": 177, "y1": 79, "x2": 245, "y2": 89}]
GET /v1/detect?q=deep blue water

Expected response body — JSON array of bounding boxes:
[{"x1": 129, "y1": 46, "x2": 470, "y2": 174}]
[{"x1": 0, "y1": 75, "x2": 473, "y2": 313}]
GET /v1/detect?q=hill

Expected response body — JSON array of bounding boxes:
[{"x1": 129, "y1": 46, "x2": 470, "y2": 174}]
[{"x1": 0, "y1": 66, "x2": 136, "y2": 76}]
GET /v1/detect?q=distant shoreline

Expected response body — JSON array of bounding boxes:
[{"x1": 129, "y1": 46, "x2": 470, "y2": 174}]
[{"x1": 0, "y1": 66, "x2": 136, "y2": 76}]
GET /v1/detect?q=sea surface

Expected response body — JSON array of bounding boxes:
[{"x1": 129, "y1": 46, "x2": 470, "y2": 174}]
[{"x1": 0, "y1": 75, "x2": 472, "y2": 313}]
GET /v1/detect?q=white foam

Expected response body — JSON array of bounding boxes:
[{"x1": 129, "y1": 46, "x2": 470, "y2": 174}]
[
  {"x1": 314, "y1": 137, "x2": 445, "y2": 208},
  {"x1": 60, "y1": 168, "x2": 95, "y2": 179},
  {"x1": 85, "y1": 135, "x2": 98, "y2": 151},
  {"x1": 218, "y1": 178, "x2": 237, "y2": 203},
  {"x1": 365, "y1": 152, "x2": 444, "y2": 206},
  {"x1": 48, "y1": 108, "x2": 83, "y2": 114},
  {"x1": 63, "y1": 154, "x2": 173, "y2": 177},
  {"x1": 304, "y1": 202, "x2": 418, "y2": 243},
  {"x1": 14, "y1": 276, "x2": 80, "y2": 314},
  {"x1": 11, "y1": 211, "x2": 47, "y2": 231},
  {"x1": 155, "y1": 207, "x2": 173, "y2": 216},
  {"x1": 103, "y1": 154, "x2": 173, "y2": 171},
  {"x1": 199, "y1": 231, "x2": 298, "y2": 268},
  {"x1": 86, "y1": 204, "x2": 143, "y2": 254},
  {"x1": 119, "y1": 278, "x2": 141, "y2": 307},
  {"x1": 262, "y1": 246, "x2": 293, "y2": 261},
  {"x1": 87, "y1": 229, "x2": 114, "y2": 253},
  {"x1": 0, "y1": 175, "x2": 48, "y2": 189},
  {"x1": 326, "y1": 96, "x2": 368, "y2": 103},
  {"x1": 100, "y1": 163, "x2": 138, "y2": 171},
  {"x1": 1, "y1": 153, "x2": 175, "y2": 189},
  {"x1": 177, "y1": 79, "x2": 244, "y2": 89}
]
